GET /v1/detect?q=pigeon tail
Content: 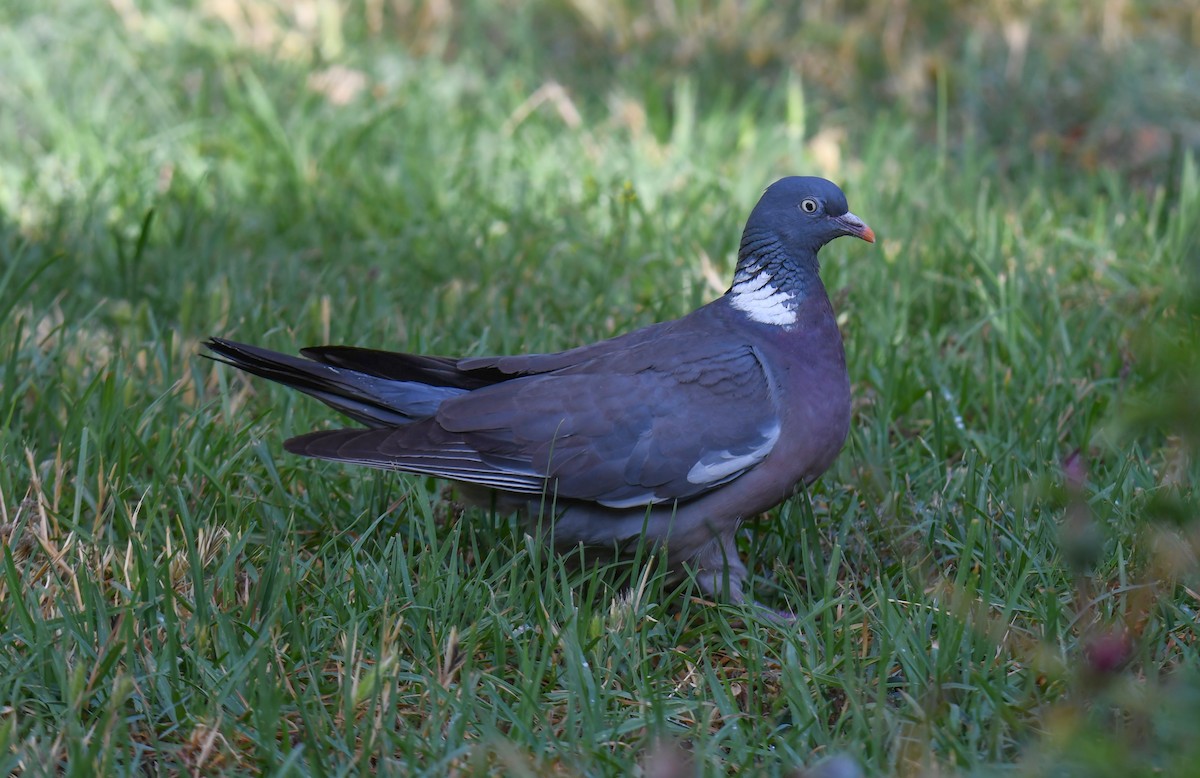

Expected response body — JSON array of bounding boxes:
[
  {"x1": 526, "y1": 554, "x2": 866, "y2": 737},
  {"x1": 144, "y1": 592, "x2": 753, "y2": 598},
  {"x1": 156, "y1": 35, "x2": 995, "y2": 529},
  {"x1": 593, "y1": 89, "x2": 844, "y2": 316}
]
[{"x1": 203, "y1": 338, "x2": 469, "y2": 427}]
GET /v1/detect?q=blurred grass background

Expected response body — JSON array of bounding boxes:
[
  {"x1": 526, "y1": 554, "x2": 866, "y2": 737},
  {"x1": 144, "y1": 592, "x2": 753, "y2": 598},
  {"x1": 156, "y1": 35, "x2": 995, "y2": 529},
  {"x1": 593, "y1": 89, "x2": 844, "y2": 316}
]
[{"x1": 1, "y1": 1, "x2": 1198, "y2": 775}]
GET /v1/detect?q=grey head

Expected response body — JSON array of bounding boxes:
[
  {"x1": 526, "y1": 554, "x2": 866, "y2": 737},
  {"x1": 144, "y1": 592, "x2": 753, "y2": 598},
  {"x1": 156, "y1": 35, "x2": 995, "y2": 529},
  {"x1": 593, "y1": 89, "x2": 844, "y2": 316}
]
[
  {"x1": 745, "y1": 176, "x2": 875, "y2": 253},
  {"x1": 729, "y1": 177, "x2": 874, "y2": 325}
]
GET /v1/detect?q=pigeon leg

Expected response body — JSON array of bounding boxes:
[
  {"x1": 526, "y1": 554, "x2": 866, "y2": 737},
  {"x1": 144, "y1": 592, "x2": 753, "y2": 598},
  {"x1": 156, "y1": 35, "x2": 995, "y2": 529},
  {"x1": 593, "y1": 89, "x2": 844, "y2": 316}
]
[{"x1": 690, "y1": 530, "x2": 748, "y2": 603}]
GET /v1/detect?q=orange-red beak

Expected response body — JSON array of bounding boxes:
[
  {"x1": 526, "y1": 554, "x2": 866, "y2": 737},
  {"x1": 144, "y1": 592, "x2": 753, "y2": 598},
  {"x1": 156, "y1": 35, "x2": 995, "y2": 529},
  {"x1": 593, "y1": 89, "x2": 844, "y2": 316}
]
[{"x1": 837, "y1": 212, "x2": 875, "y2": 243}]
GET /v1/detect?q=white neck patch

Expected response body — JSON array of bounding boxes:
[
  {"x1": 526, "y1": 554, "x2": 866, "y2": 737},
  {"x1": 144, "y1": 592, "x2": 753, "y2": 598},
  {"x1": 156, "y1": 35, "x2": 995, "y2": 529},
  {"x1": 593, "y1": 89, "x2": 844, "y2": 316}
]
[{"x1": 729, "y1": 270, "x2": 797, "y2": 326}]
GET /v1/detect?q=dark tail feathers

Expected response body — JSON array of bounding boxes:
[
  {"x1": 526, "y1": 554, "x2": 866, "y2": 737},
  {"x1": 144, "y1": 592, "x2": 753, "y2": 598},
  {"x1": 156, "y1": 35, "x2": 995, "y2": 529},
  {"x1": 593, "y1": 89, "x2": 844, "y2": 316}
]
[{"x1": 204, "y1": 338, "x2": 470, "y2": 427}]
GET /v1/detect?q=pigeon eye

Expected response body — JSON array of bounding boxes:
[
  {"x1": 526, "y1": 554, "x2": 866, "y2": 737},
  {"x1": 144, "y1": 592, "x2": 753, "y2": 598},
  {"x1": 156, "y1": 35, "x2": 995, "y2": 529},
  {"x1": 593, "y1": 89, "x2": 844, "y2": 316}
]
[{"x1": 800, "y1": 198, "x2": 819, "y2": 214}]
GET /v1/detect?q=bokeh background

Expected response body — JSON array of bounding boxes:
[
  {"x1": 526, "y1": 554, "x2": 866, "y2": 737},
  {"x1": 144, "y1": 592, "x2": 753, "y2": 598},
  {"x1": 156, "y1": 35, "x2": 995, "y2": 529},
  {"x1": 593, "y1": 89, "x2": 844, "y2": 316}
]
[{"x1": 2, "y1": 1, "x2": 1198, "y2": 775}]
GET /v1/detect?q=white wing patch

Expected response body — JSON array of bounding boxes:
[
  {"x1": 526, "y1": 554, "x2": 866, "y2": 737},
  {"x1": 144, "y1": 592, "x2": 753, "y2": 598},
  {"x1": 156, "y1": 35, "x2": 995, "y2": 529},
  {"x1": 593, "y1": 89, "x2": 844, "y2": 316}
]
[
  {"x1": 686, "y1": 422, "x2": 780, "y2": 485},
  {"x1": 596, "y1": 492, "x2": 671, "y2": 510},
  {"x1": 729, "y1": 271, "x2": 797, "y2": 326}
]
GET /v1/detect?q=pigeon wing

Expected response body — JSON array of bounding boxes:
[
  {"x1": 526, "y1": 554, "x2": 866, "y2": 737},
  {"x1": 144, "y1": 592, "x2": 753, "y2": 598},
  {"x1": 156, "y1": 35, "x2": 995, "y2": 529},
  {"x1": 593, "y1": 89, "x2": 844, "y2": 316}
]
[{"x1": 285, "y1": 337, "x2": 782, "y2": 508}]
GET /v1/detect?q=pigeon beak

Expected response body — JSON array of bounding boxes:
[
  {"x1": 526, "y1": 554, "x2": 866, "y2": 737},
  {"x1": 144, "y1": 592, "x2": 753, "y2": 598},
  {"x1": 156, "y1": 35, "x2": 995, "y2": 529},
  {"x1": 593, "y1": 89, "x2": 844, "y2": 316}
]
[{"x1": 835, "y1": 212, "x2": 875, "y2": 243}]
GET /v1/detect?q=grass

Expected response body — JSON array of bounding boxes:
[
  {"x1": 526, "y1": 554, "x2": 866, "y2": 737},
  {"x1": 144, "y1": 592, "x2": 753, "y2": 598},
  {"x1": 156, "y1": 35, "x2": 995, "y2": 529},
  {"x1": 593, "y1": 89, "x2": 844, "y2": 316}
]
[{"x1": 2, "y1": 1, "x2": 1199, "y2": 775}]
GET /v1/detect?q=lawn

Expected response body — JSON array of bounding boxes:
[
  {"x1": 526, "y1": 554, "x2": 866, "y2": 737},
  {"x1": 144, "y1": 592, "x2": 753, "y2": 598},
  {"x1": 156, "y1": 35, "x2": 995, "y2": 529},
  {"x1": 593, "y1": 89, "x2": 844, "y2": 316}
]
[{"x1": 2, "y1": 1, "x2": 1199, "y2": 775}]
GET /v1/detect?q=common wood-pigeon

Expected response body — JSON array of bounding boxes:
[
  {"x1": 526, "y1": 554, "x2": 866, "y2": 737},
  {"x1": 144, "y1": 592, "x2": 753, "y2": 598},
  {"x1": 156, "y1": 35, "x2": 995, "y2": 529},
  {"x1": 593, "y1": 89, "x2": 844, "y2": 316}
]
[{"x1": 206, "y1": 176, "x2": 874, "y2": 603}]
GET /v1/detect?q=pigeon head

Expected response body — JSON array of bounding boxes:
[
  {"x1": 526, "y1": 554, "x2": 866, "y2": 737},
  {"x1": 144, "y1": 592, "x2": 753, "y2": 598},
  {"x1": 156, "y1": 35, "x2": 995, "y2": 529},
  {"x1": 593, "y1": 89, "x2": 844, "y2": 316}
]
[
  {"x1": 728, "y1": 177, "x2": 873, "y2": 326},
  {"x1": 747, "y1": 177, "x2": 875, "y2": 253}
]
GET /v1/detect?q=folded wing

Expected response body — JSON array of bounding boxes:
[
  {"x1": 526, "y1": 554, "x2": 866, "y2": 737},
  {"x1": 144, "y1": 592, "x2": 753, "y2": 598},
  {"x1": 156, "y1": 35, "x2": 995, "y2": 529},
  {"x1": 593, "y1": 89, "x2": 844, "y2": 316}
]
[{"x1": 286, "y1": 336, "x2": 782, "y2": 509}]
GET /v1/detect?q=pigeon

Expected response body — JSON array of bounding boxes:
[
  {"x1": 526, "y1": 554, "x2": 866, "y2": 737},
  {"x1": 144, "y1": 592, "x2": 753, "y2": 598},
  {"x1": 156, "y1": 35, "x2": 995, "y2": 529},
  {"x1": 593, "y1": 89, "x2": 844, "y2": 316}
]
[{"x1": 205, "y1": 176, "x2": 874, "y2": 603}]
